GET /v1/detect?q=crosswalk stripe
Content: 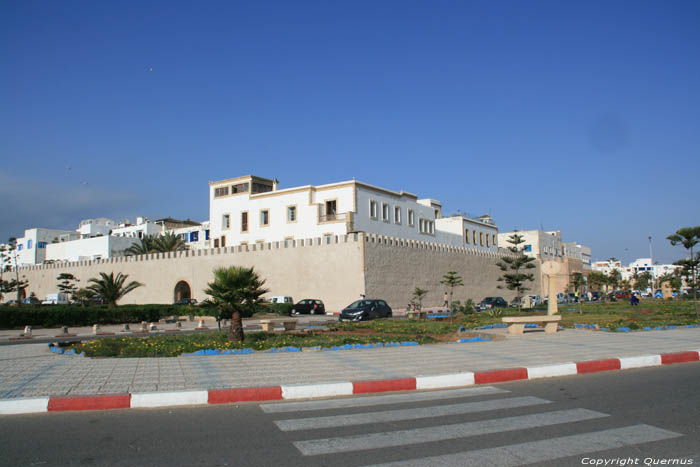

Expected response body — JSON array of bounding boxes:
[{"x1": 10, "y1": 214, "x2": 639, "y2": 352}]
[
  {"x1": 364, "y1": 424, "x2": 682, "y2": 466},
  {"x1": 275, "y1": 396, "x2": 552, "y2": 431},
  {"x1": 294, "y1": 408, "x2": 608, "y2": 456},
  {"x1": 260, "y1": 386, "x2": 509, "y2": 413}
]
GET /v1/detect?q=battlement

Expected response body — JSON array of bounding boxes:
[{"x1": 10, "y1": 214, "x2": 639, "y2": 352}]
[{"x1": 17, "y1": 232, "x2": 512, "y2": 273}]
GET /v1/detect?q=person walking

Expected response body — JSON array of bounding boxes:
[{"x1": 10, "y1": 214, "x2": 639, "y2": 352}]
[{"x1": 443, "y1": 292, "x2": 449, "y2": 308}]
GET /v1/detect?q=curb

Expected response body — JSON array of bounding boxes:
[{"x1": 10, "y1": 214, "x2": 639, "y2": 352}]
[{"x1": 1, "y1": 350, "x2": 698, "y2": 415}]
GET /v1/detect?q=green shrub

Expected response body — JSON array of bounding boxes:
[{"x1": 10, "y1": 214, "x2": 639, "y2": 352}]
[{"x1": 0, "y1": 304, "x2": 178, "y2": 329}]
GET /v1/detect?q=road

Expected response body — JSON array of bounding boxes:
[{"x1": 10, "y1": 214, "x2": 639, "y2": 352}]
[{"x1": 1, "y1": 363, "x2": 698, "y2": 467}]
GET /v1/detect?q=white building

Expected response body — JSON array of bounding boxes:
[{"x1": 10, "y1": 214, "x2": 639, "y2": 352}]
[
  {"x1": 594, "y1": 258, "x2": 681, "y2": 282},
  {"x1": 171, "y1": 221, "x2": 211, "y2": 250},
  {"x1": 77, "y1": 218, "x2": 118, "y2": 238},
  {"x1": 208, "y1": 175, "x2": 499, "y2": 250},
  {"x1": 6, "y1": 228, "x2": 79, "y2": 266},
  {"x1": 497, "y1": 229, "x2": 592, "y2": 271},
  {"x1": 45, "y1": 235, "x2": 138, "y2": 262},
  {"x1": 111, "y1": 217, "x2": 164, "y2": 239}
]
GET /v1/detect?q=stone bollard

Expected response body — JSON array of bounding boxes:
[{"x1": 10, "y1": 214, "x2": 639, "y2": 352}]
[
  {"x1": 23, "y1": 326, "x2": 32, "y2": 337},
  {"x1": 122, "y1": 323, "x2": 131, "y2": 332},
  {"x1": 93, "y1": 324, "x2": 100, "y2": 335},
  {"x1": 140, "y1": 321, "x2": 148, "y2": 332}
]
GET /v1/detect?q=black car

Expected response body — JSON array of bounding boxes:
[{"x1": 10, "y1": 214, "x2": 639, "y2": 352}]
[
  {"x1": 291, "y1": 299, "x2": 325, "y2": 315},
  {"x1": 477, "y1": 296, "x2": 508, "y2": 312},
  {"x1": 339, "y1": 299, "x2": 392, "y2": 322}
]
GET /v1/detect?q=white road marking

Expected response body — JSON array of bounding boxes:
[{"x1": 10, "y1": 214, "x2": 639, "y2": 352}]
[
  {"x1": 294, "y1": 408, "x2": 608, "y2": 456},
  {"x1": 365, "y1": 424, "x2": 682, "y2": 466},
  {"x1": 275, "y1": 396, "x2": 551, "y2": 431}
]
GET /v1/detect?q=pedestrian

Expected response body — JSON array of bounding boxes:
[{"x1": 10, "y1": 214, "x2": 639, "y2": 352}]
[{"x1": 443, "y1": 292, "x2": 449, "y2": 308}]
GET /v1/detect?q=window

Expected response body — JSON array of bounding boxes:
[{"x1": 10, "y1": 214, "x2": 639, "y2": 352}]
[
  {"x1": 27, "y1": 240, "x2": 32, "y2": 249},
  {"x1": 287, "y1": 205, "x2": 297, "y2": 222},
  {"x1": 214, "y1": 238, "x2": 220, "y2": 248},
  {"x1": 222, "y1": 214, "x2": 230, "y2": 229},
  {"x1": 394, "y1": 206, "x2": 401, "y2": 224},
  {"x1": 205, "y1": 230, "x2": 210, "y2": 240},
  {"x1": 323, "y1": 200, "x2": 337, "y2": 221},
  {"x1": 480, "y1": 232, "x2": 484, "y2": 246},
  {"x1": 241, "y1": 212, "x2": 248, "y2": 232},
  {"x1": 260, "y1": 209, "x2": 270, "y2": 226},
  {"x1": 37, "y1": 242, "x2": 47, "y2": 249},
  {"x1": 18, "y1": 244, "x2": 23, "y2": 251},
  {"x1": 486, "y1": 235, "x2": 490, "y2": 248},
  {"x1": 370, "y1": 200, "x2": 378, "y2": 219},
  {"x1": 382, "y1": 203, "x2": 390, "y2": 222},
  {"x1": 408, "y1": 210, "x2": 415, "y2": 226},
  {"x1": 492, "y1": 234, "x2": 496, "y2": 246},
  {"x1": 231, "y1": 182, "x2": 249, "y2": 193},
  {"x1": 524, "y1": 245, "x2": 532, "y2": 252},
  {"x1": 214, "y1": 186, "x2": 229, "y2": 197},
  {"x1": 221, "y1": 236, "x2": 226, "y2": 247},
  {"x1": 419, "y1": 219, "x2": 434, "y2": 234},
  {"x1": 465, "y1": 229, "x2": 470, "y2": 244},
  {"x1": 252, "y1": 182, "x2": 272, "y2": 193},
  {"x1": 190, "y1": 231, "x2": 199, "y2": 242}
]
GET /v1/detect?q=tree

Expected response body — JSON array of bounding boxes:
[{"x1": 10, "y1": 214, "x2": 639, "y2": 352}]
[
  {"x1": 570, "y1": 272, "x2": 585, "y2": 314},
  {"x1": 204, "y1": 266, "x2": 269, "y2": 342},
  {"x1": 607, "y1": 268, "x2": 621, "y2": 293},
  {"x1": 587, "y1": 271, "x2": 607, "y2": 301},
  {"x1": 124, "y1": 236, "x2": 156, "y2": 256},
  {"x1": 4, "y1": 238, "x2": 24, "y2": 304},
  {"x1": 440, "y1": 271, "x2": 463, "y2": 312},
  {"x1": 86, "y1": 272, "x2": 143, "y2": 307},
  {"x1": 152, "y1": 232, "x2": 188, "y2": 252},
  {"x1": 667, "y1": 226, "x2": 700, "y2": 319},
  {"x1": 411, "y1": 287, "x2": 427, "y2": 311},
  {"x1": 72, "y1": 287, "x2": 96, "y2": 306},
  {"x1": 636, "y1": 271, "x2": 652, "y2": 291},
  {"x1": 125, "y1": 233, "x2": 188, "y2": 256},
  {"x1": 56, "y1": 273, "x2": 79, "y2": 299},
  {"x1": 496, "y1": 233, "x2": 536, "y2": 313}
]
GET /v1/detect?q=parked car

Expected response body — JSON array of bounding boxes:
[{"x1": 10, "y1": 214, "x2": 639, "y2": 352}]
[
  {"x1": 268, "y1": 296, "x2": 294, "y2": 304},
  {"x1": 477, "y1": 297, "x2": 508, "y2": 312},
  {"x1": 22, "y1": 296, "x2": 42, "y2": 305},
  {"x1": 42, "y1": 293, "x2": 70, "y2": 305},
  {"x1": 567, "y1": 293, "x2": 578, "y2": 303},
  {"x1": 556, "y1": 293, "x2": 568, "y2": 304},
  {"x1": 527, "y1": 294, "x2": 543, "y2": 307},
  {"x1": 174, "y1": 298, "x2": 197, "y2": 306},
  {"x1": 291, "y1": 299, "x2": 325, "y2": 315},
  {"x1": 339, "y1": 299, "x2": 392, "y2": 322}
]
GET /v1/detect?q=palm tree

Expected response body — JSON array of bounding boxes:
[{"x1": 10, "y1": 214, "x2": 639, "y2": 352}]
[
  {"x1": 125, "y1": 236, "x2": 156, "y2": 256},
  {"x1": 412, "y1": 287, "x2": 427, "y2": 311},
  {"x1": 153, "y1": 232, "x2": 188, "y2": 252},
  {"x1": 86, "y1": 272, "x2": 143, "y2": 307},
  {"x1": 667, "y1": 226, "x2": 700, "y2": 319},
  {"x1": 204, "y1": 266, "x2": 269, "y2": 342}
]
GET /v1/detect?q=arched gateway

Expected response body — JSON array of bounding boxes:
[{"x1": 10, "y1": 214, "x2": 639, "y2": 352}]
[{"x1": 173, "y1": 280, "x2": 192, "y2": 303}]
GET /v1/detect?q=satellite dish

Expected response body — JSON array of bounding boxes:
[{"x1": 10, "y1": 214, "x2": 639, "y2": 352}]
[{"x1": 542, "y1": 261, "x2": 562, "y2": 275}]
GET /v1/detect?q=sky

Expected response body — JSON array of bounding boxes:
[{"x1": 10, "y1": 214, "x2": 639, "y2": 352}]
[{"x1": 1, "y1": 0, "x2": 699, "y2": 265}]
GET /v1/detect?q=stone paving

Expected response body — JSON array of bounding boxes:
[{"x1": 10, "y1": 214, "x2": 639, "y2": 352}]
[{"x1": 0, "y1": 326, "x2": 698, "y2": 399}]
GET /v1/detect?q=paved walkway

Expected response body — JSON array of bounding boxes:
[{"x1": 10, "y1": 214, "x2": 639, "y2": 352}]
[{"x1": 0, "y1": 325, "x2": 698, "y2": 399}]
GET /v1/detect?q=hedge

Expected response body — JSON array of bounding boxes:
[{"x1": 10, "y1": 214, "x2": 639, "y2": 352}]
[{"x1": 0, "y1": 302, "x2": 294, "y2": 329}]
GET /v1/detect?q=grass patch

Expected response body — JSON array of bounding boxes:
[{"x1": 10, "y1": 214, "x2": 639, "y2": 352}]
[{"x1": 68, "y1": 329, "x2": 440, "y2": 358}]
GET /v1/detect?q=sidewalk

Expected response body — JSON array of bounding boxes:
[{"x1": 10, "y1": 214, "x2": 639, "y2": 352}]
[{"x1": 1, "y1": 325, "x2": 698, "y2": 414}]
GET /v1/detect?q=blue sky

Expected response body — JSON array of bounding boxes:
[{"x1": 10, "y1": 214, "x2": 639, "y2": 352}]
[{"x1": 1, "y1": 0, "x2": 698, "y2": 264}]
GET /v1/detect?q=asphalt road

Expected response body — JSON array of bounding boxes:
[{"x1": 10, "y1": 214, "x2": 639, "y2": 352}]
[{"x1": 1, "y1": 363, "x2": 698, "y2": 467}]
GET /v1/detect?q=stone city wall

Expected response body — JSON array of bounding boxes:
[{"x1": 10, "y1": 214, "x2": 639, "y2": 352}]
[
  {"x1": 362, "y1": 234, "x2": 540, "y2": 308},
  {"x1": 16, "y1": 233, "x2": 545, "y2": 312}
]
